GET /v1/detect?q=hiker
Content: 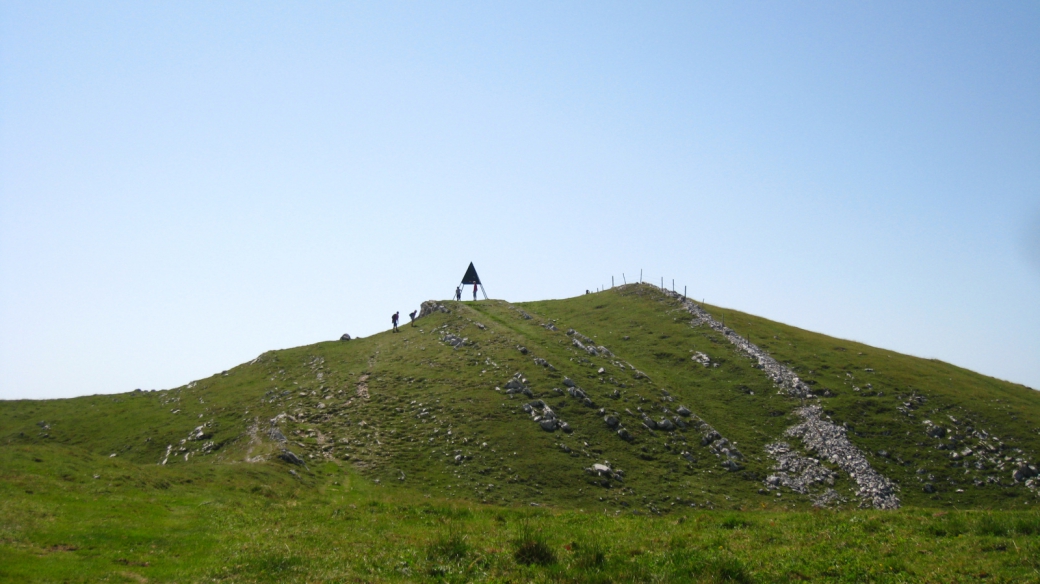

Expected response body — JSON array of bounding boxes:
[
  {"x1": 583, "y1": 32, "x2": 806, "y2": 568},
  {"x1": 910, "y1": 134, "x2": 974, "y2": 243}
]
[
  {"x1": 409, "y1": 310, "x2": 417, "y2": 326},
  {"x1": 472, "y1": 282, "x2": 478, "y2": 301},
  {"x1": 455, "y1": 286, "x2": 462, "y2": 301},
  {"x1": 391, "y1": 311, "x2": 399, "y2": 333}
]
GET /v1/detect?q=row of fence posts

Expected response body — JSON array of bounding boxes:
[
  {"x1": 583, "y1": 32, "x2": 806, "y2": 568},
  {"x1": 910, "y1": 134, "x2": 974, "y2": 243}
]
[
  {"x1": 605, "y1": 271, "x2": 686, "y2": 300},
  {"x1": 597, "y1": 272, "x2": 753, "y2": 347}
]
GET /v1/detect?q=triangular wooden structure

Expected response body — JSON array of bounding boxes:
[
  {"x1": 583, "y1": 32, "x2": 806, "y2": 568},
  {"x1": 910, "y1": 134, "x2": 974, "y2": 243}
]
[{"x1": 459, "y1": 262, "x2": 488, "y2": 300}]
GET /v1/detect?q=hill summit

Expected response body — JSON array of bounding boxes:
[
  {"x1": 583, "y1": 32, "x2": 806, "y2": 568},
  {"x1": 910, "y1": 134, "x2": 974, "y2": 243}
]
[{"x1": 4, "y1": 284, "x2": 1039, "y2": 513}]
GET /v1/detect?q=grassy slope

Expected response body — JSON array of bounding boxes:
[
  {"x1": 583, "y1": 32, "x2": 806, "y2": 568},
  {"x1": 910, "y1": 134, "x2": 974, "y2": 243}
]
[{"x1": 3, "y1": 284, "x2": 1040, "y2": 581}]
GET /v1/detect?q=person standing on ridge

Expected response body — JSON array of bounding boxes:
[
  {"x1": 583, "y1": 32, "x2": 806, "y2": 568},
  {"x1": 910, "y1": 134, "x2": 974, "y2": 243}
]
[
  {"x1": 473, "y1": 282, "x2": 478, "y2": 301},
  {"x1": 455, "y1": 286, "x2": 462, "y2": 301},
  {"x1": 391, "y1": 311, "x2": 399, "y2": 333},
  {"x1": 409, "y1": 310, "x2": 417, "y2": 326}
]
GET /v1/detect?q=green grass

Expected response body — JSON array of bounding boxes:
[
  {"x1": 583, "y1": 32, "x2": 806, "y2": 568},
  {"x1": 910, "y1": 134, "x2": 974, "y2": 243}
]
[
  {"x1": 1, "y1": 444, "x2": 1039, "y2": 582},
  {"x1": 2, "y1": 283, "x2": 1040, "y2": 581}
]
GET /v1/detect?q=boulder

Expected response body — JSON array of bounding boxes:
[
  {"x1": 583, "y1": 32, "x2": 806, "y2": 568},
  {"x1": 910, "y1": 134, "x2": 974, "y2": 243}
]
[
  {"x1": 340, "y1": 334, "x2": 352, "y2": 341},
  {"x1": 676, "y1": 405, "x2": 692, "y2": 417},
  {"x1": 617, "y1": 427, "x2": 632, "y2": 441},
  {"x1": 269, "y1": 427, "x2": 287, "y2": 443},
  {"x1": 604, "y1": 415, "x2": 619, "y2": 428},
  {"x1": 563, "y1": 377, "x2": 576, "y2": 388},
  {"x1": 657, "y1": 418, "x2": 675, "y2": 431},
  {"x1": 279, "y1": 450, "x2": 305, "y2": 466},
  {"x1": 1013, "y1": 464, "x2": 1038, "y2": 482},
  {"x1": 560, "y1": 422, "x2": 573, "y2": 433},
  {"x1": 539, "y1": 419, "x2": 558, "y2": 431},
  {"x1": 721, "y1": 459, "x2": 743, "y2": 472}
]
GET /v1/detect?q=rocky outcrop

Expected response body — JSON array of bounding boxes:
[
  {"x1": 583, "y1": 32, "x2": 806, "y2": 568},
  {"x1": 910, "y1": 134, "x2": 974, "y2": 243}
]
[
  {"x1": 501, "y1": 372, "x2": 534, "y2": 398},
  {"x1": 418, "y1": 301, "x2": 451, "y2": 319},
  {"x1": 522, "y1": 399, "x2": 571, "y2": 433},
  {"x1": 566, "y1": 329, "x2": 614, "y2": 357}
]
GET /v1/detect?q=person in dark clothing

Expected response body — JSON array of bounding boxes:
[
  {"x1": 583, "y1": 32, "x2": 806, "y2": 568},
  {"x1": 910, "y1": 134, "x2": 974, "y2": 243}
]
[
  {"x1": 455, "y1": 286, "x2": 462, "y2": 301},
  {"x1": 472, "y1": 282, "x2": 478, "y2": 301},
  {"x1": 391, "y1": 311, "x2": 399, "y2": 332},
  {"x1": 409, "y1": 310, "x2": 417, "y2": 326}
]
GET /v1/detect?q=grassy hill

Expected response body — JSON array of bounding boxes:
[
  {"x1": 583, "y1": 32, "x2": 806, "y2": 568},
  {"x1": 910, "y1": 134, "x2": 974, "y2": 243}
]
[{"x1": 3, "y1": 283, "x2": 1040, "y2": 582}]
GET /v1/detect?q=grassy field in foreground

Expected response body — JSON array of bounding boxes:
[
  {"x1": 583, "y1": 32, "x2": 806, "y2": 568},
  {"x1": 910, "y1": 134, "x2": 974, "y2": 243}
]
[{"x1": 2, "y1": 444, "x2": 1039, "y2": 583}]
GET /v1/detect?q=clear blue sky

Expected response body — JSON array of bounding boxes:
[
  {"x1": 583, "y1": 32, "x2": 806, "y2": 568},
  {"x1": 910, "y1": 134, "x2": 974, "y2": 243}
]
[{"x1": 2, "y1": 2, "x2": 1038, "y2": 400}]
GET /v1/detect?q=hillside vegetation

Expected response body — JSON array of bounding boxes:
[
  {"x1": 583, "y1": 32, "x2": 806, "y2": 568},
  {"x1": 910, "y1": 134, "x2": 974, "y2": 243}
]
[{"x1": 2, "y1": 283, "x2": 1039, "y2": 582}]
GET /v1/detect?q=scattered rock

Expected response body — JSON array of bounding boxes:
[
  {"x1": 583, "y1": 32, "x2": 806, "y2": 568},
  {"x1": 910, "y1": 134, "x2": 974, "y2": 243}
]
[
  {"x1": 440, "y1": 333, "x2": 467, "y2": 349},
  {"x1": 517, "y1": 346, "x2": 528, "y2": 355},
  {"x1": 811, "y1": 489, "x2": 846, "y2": 508},
  {"x1": 782, "y1": 405, "x2": 900, "y2": 509},
  {"x1": 925, "y1": 421, "x2": 947, "y2": 439}
]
